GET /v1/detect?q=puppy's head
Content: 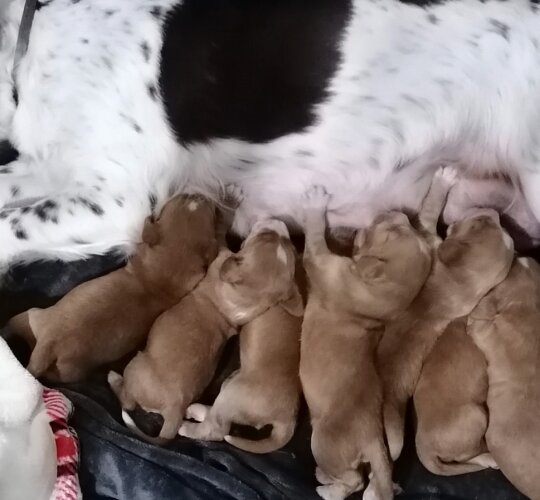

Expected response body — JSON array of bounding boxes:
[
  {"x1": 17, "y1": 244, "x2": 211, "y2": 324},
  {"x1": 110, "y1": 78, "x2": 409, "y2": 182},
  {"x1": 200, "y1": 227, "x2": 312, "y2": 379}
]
[
  {"x1": 219, "y1": 219, "x2": 302, "y2": 322},
  {"x1": 439, "y1": 209, "x2": 514, "y2": 294},
  {"x1": 138, "y1": 194, "x2": 218, "y2": 295},
  {"x1": 350, "y1": 211, "x2": 432, "y2": 316},
  {"x1": 468, "y1": 257, "x2": 540, "y2": 342}
]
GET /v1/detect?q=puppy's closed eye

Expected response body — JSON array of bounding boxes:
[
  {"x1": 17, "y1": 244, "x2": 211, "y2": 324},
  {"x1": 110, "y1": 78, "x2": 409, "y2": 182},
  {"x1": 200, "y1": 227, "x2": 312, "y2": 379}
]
[
  {"x1": 220, "y1": 255, "x2": 244, "y2": 284},
  {"x1": 350, "y1": 255, "x2": 386, "y2": 281},
  {"x1": 437, "y1": 239, "x2": 468, "y2": 266}
]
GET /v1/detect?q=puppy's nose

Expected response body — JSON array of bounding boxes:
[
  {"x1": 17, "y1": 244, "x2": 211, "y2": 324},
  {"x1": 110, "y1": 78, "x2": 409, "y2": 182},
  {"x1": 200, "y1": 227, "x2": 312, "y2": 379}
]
[{"x1": 251, "y1": 219, "x2": 290, "y2": 238}]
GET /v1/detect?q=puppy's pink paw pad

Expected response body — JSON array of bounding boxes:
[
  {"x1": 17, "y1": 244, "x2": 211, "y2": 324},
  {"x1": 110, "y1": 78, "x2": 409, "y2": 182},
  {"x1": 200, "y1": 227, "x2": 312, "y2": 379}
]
[
  {"x1": 435, "y1": 166, "x2": 458, "y2": 186},
  {"x1": 303, "y1": 185, "x2": 330, "y2": 208}
]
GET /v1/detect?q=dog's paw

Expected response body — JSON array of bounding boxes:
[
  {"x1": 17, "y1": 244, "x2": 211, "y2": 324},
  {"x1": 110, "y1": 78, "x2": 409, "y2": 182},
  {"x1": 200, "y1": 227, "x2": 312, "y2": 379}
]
[
  {"x1": 224, "y1": 183, "x2": 244, "y2": 209},
  {"x1": 303, "y1": 185, "x2": 330, "y2": 208},
  {"x1": 435, "y1": 165, "x2": 458, "y2": 187},
  {"x1": 316, "y1": 484, "x2": 347, "y2": 500},
  {"x1": 185, "y1": 403, "x2": 210, "y2": 422}
]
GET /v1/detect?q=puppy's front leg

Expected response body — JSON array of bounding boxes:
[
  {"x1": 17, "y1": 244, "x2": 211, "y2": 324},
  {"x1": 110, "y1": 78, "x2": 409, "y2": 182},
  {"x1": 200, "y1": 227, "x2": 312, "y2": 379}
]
[
  {"x1": 302, "y1": 186, "x2": 331, "y2": 260},
  {"x1": 216, "y1": 185, "x2": 244, "y2": 249},
  {"x1": 418, "y1": 166, "x2": 457, "y2": 242}
]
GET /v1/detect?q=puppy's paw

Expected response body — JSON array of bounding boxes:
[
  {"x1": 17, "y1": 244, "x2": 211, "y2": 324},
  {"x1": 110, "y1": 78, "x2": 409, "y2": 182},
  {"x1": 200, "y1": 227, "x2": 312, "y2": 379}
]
[
  {"x1": 303, "y1": 185, "x2": 330, "y2": 208},
  {"x1": 178, "y1": 421, "x2": 197, "y2": 438},
  {"x1": 107, "y1": 371, "x2": 123, "y2": 390},
  {"x1": 185, "y1": 403, "x2": 210, "y2": 422},
  {"x1": 315, "y1": 467, "x2": 333, "y2": 485},
  {"x1": 316, "y1": 484, "x2": 347, "y2": 500},
  {"x1": 435, "y1": 165, "x2": 458, "y2": 187},
  {"x1": 224, "y1": 183, "x2": 244, "y2": 209}
]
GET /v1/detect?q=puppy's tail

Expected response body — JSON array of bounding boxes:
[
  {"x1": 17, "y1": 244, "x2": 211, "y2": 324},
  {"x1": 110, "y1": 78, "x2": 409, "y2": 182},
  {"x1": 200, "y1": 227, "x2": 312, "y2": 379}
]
[
  {"x1": 365, "y1": 438, "x2": 395, "y2": 500},
  {"x1": 224, "y1": 419, "x2": 296, "y2": 454},
  {"x1": 416, "y1": 445, "x2": 490, "y2": 476}
]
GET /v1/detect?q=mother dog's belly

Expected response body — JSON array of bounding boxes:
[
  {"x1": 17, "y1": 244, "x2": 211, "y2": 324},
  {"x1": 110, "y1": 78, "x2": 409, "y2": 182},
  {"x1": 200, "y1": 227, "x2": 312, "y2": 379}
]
[{"x1": 181, "y1": 0, "x2": 540, "y2": 234}]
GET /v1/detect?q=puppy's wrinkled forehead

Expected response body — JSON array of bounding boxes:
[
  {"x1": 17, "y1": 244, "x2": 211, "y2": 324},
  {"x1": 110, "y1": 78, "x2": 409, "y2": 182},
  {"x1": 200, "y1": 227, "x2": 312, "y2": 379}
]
[{"x1": 357, "y1": 211, "x2": 417, "y2": 250}]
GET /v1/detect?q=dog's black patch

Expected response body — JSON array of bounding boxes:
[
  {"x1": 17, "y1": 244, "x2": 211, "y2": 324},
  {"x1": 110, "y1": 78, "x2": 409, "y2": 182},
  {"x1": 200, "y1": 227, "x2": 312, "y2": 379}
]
[
  {"x1": 14, "y1": 227, "x2": 28, "y2": 240},
  {"x1": 10, "y1": 185, "x2": 20, "y2": 198},
  {"x1": 148, "y1": 193, "x2": 157, "y2": 214},
  {"x1": 0, "y1": 141, "x2": 18, "y2": 166},
  {"x1": 160, "y1": 0, "x2": 352, "y2": 145},
  {"x1": 488, "y1": 19, "x2": 510, "y2": 41},
  {"x1": 141, "y1": 41, "x2": 151, "y2": 62},
  {"x1": 34, "y1": 200, "x2": 59, "y2": 222},
  {"x1": 147, "y1": 84, "x2": 158, "y2": 100},
  {"x1": 76, "y1": 197, "x2": 104, "y2": 216},
  {"x1": 150, "y1": 6, "x2": 163, "y2": 19}
]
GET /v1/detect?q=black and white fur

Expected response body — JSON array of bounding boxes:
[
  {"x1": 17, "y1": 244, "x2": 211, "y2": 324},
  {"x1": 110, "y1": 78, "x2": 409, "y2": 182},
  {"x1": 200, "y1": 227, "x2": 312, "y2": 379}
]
[{"x1": 1, "y1": 0, "x2": 540, "y2": 271}]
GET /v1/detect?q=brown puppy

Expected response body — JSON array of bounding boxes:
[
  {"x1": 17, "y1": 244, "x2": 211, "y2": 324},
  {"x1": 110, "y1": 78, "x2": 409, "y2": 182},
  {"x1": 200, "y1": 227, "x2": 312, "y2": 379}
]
[
  {"x1": 299, "y1": 175, "x2": 442, "y2": 500},
  {"x1": 468, "y1": 257, "x2": 540, "y2": 500},
  {"x1": 109, "y1": 219, "x2": 303, "y2": 441},
  {"x1": 7, "y1": 194, "x2": 218, "y2": 382},
  {"x1": 413, "y1": 316, "x2": 497, "y2": 475},
  {"x1": 379, "y1": 196, "x2": 515, "y2": 464},
  {"x1": 178, "y1": 298, "x2": 303, "y2": 453}
]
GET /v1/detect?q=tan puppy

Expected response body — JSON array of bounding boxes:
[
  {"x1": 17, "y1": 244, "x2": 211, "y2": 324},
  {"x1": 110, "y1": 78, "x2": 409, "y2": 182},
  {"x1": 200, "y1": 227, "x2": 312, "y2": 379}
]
[
  {"x1": 379, "y1": 196, "x2": 515, "y2": 463},
  {"x1": 178, "y1": 299, "x2": 303, "y2": 453},
  {"x1": 413, "y1": 316, "x2": 497, "y2": 475},
  {"x1": 299, "y1": 174, "x2": 443, "y2": 500},
  {"x1": 468, "y1": 257, "x2": 540, "y2": 500},
  {"x1": 7, "y1": 194, "x2": 218, "y2": 382},
  {"x1": 109, "y1": 219, "x2": 303, "y2": 441}
]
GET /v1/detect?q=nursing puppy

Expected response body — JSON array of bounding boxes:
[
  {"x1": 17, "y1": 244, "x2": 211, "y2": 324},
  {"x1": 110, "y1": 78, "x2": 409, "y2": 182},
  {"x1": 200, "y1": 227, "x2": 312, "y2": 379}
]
[
  {"x1": 178, "y1": 296, "x2": 303, "y2": 453},
  {"x1": 379, "y1": 202, "x2": 515, "y2": 462},
  {"x1": 413, "y1": 317, "x2": 496, "y2": 475},
  {"x1": 7, "y1": 195, "x2": 217, "y2": 382},
  {"x1": 468, "y1": 258, "x2": 540, "y2": 500},
  {"x1": 109, "y1": 219, "x2": 302, "y2": 441},
  {"x1": 299, "y1": 176, "x2": 443, "y2": 500}
]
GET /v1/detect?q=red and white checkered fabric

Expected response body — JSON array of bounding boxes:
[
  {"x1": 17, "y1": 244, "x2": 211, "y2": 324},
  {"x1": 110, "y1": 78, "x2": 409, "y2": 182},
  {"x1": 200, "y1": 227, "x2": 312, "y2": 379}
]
[{"x1": 42, "y1": 389, "x2": 81, "y2": 500}]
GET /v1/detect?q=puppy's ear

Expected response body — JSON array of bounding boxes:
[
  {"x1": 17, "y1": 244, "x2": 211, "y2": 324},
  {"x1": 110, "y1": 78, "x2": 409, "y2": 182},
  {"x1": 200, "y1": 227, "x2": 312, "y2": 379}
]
[
  {"x1": 438, "y1": 239, "x2": 467, "y2": 266},
  {"x1": 219, "y1": 255, "x2": 244, "y2": 284},
  {"x1": 351, "y1": 255, "x2": 386, "y2": 281},
  {"x1": 280, "y1": 287, "x2": 304, "y2": 317},
  {"x1": 142, "y1": 217, "x2": 160, "y2": 247}
]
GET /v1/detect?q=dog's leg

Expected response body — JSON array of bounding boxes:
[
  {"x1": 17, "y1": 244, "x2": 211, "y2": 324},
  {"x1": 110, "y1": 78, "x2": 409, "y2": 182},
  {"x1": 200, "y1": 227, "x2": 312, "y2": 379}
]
[
  {"x1": 0, "y1": 188, "x2": 148, "y2": 267},
  {"x1": 417, "y1": 166, "x2": 457, "y2": 241},
  {"x1": 302, "y1": 186, "x2": 331, "y2": 258}
]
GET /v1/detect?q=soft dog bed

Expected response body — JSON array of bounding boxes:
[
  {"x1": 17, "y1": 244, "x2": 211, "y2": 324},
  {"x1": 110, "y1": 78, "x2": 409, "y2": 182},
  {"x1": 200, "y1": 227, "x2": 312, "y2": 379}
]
[{"x1": 0, "y1": 253, "x2": 526, "y2": 500}]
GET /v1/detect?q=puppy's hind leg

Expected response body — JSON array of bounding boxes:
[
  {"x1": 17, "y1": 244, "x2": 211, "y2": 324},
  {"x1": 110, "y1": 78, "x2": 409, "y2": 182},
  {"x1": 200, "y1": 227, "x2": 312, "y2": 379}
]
[{"x1": 316, "y1": 471, "x2": 364, "y2": 500}]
